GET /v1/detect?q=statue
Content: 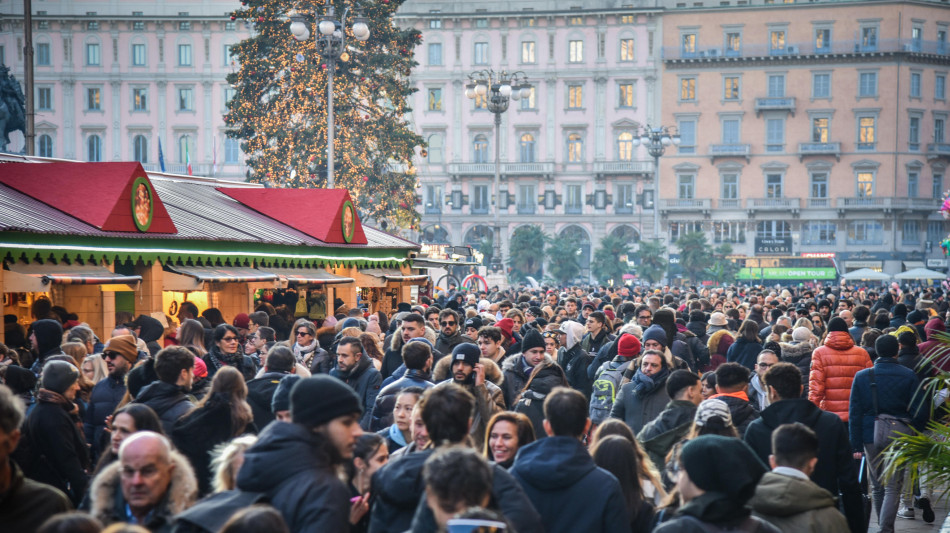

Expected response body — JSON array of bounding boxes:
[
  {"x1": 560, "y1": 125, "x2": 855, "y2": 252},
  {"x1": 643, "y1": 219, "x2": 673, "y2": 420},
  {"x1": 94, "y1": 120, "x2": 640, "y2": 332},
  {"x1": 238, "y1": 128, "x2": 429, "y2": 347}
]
[{"x1": 0, "y1": 65, "x2": 26, "y2": 153}]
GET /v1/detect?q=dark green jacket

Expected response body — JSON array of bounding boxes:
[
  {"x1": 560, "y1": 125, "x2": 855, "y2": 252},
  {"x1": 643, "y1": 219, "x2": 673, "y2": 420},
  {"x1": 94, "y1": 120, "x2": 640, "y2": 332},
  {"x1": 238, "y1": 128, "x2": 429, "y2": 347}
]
[{"x1": 637, "y1": 399, "x2": 697, "y2": 470}]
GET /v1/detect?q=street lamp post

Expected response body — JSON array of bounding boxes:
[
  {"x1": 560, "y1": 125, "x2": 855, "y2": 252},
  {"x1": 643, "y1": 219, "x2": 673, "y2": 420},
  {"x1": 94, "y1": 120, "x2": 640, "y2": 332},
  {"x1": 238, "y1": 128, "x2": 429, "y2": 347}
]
[
  {"x1": 290, "y1": 7, "x2": 370, "y2": 189},
  {"x1": 632, "y1": 126, "x2": 681, "y2": 243},
  {"x1": 464, "y1": 70, "x2": 531, "y2": 271}
]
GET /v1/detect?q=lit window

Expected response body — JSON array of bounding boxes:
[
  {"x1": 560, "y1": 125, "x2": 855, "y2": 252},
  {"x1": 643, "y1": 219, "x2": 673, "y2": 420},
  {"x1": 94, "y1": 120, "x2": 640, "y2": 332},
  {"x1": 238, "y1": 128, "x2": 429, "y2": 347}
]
[
  {"x1": 680, "y1": 78, "x2": 696, "y2": 101},
  {"x1": 569, "y1": 40, "x2": 584, "y2": 62},
  {"x1": 620, "y1": 39, "x2": 635, "y2": 61},
  {"x1": 618, "y1": 83, "x2": 634, "y2": 107}
]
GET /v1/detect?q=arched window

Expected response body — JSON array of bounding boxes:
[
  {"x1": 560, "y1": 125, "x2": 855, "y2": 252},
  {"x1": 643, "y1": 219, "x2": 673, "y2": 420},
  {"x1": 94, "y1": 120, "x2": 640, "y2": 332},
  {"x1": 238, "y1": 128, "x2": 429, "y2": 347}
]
[
  {"x1": 38, "y1": 134, "x2": 53, "y2": 158},
  {"x1": 178, "y1": 134, "x2": 192, "y2": 162},
  {"x1": 567, "y1": 133, "x2": 583, "y2": 162},
  {"x1": 473, "y1": 134, "x2": 489, "y2": 163},
  {"x1": 617, "y1": 132, "x2": 634, "y2": 161},
  {"x1": 427, "y1": 133, "x2": 444, "y2": 164},
  {"x1": 133, "y1": 135, "x2": 148, "y2": 163},
  {"x1": 520, "y1": 133, "x2": 535, "y2": 163},
  {"x1": 87, "y1": 134, "x2": 102, "y2": 161}
]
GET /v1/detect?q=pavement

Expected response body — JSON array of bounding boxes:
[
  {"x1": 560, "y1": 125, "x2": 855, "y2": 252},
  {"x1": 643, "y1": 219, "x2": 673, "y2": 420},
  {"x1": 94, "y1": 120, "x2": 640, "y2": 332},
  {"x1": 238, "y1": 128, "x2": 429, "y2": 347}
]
[{"x1": 867, "y1": 495, "x2": 950, "y2": 532}]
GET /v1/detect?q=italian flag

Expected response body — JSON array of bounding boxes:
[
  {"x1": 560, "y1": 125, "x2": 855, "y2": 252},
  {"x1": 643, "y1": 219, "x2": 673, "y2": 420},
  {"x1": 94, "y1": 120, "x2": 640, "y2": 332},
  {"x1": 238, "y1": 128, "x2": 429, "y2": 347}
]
[{"x1": 185, "y1": 142, "x2": 193, "y2": 176}]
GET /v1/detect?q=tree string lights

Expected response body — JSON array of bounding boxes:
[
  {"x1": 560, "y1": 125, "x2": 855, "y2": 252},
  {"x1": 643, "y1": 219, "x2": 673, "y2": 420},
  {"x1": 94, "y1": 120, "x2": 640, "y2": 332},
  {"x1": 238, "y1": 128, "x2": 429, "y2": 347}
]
[{"x1": 226, "y1": 0, "x2": 425, "y2": 229}]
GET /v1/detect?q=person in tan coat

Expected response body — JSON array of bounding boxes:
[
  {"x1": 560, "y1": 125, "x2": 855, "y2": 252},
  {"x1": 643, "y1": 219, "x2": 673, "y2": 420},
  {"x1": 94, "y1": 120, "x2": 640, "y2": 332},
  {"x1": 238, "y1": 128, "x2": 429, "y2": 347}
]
[
  {"x1": 750, "y1": 422, "x2": 849, "y2": 533},
  {"x1": 807, "y1": 317, "x2": 871, "y2": 421}
]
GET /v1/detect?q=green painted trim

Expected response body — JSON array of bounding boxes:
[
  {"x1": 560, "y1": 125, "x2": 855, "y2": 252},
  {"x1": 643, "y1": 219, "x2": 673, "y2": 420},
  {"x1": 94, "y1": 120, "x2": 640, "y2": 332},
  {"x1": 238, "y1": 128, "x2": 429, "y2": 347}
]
[
  {"x1": 131, "y1": 176, "x2": 154, "y2": 232},
  {"x1": 341, "y1": 200, "x2": 356, "y2": 243}
]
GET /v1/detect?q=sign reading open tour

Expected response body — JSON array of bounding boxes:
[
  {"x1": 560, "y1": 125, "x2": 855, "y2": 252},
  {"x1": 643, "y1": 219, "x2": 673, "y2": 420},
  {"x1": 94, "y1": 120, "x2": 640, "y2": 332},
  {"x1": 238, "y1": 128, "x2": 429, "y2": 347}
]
[{"x1": 755, "y1": 236, "x2": 792, "y2": 255}]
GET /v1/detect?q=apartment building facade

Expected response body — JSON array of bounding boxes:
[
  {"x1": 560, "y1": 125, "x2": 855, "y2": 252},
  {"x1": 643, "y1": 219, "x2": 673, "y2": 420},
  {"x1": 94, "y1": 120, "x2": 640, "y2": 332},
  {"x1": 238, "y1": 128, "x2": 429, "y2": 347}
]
[{"x1": 658, "y1": 0, "x2": 950, "y2": 276}]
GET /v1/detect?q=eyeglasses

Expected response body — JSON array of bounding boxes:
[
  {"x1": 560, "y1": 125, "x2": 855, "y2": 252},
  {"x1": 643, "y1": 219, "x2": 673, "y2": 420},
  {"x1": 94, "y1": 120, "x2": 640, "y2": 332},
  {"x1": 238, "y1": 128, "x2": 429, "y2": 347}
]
[
  {"x1": 440, "y1": 321, "x2": 456, "y2": 326},
  {"x1": 757, "y1": 362, "x2": 774, "y2": 369},
  {"x1": 296, "y1": 330, "x2": 312, "y2": 337},
  {"x1": 103, "y1": 351, "x2": 121, "y2": 360},
  {"x1": 221, "y1": 336, "x2": 239, "y2": 342},
  {"x1": 638, "y1": 315, "x2": 651, "y2": 320}
]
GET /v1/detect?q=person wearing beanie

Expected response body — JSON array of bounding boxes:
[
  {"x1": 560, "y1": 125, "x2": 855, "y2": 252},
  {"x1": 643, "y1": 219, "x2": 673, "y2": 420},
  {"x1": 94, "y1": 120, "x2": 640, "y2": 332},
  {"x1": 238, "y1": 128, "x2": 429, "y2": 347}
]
[
  {"x1": 848, "y1": 334, "x2": 929, "y2": 530},
  {"x1": 890, "y1": 303, "x2": 909, "y2": 329},
  {"x1": 270, "y1": 373, "x2": 301, "y2": 422},
  {"x1": 808, "y1": 316, "x2": 872, "y2": 421},
  {"x1": 588, "y1": 333, "x2": 642, "y2": 424},
  {"x1": 652, "y1": 309, "x2": 695, "y2": 371},
  {"x1": 84, "y1": 335, "x2": 137, "y2": 460},
  {"x1": 435, "y1": 343, "x2": 505, "y2": 449},
  {"x1": 463, "y1": 316, "x2": 484, "y2": 340},
  {"x1": 501, "y1": 329, "x2": 551, "y2": 409},
  {"x1": 905, "y1": 309, "x2": 927, "y2": 341},
  {"x1": 236, "y1": 374, "x2": 361, "y2": 532},
  {"x1": 895, "y1": 329, "x2": 929, "y2": 383},
  {"x1": 637, "y1": 369, "x2": 702, "y2": 470},
  {"x1": 654, "y1": 435, "x2": 778, "y2": 533},
  {"x1": 20, "y1": 360, "x2": 90, "y2": 505},
  {"x1": 232, "y1": 312, "x2": 251, "y2": 338}
]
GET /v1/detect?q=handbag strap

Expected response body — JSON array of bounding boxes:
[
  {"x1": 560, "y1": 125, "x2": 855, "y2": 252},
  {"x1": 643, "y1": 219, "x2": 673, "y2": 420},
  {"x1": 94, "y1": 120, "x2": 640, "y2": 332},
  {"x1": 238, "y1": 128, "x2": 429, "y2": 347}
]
[{"x1": 869, "y1": 368, "x2": 880, "y2": 416}]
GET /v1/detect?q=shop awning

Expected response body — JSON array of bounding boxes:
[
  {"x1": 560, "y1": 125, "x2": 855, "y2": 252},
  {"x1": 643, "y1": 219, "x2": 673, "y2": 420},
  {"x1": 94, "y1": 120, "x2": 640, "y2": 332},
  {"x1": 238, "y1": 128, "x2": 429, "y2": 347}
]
[
  {"x1": 902, "y1": 261, "x2": 926, "y2": 270},
  {"x1": 268, "y1": 267, "x2": 355, "y2": 285},
  {"x1": 412, "y1": 258, "x2": 479, "y2": 268},
  {"x1": 5, "y1": 261, "x2": 142, "y2": 292},
  {"x1": 163, "y1": 265, "x2": 279, "y2": 291},
  {"x1": 359, "y1": 268, "x2": 428, "y2": 287}
]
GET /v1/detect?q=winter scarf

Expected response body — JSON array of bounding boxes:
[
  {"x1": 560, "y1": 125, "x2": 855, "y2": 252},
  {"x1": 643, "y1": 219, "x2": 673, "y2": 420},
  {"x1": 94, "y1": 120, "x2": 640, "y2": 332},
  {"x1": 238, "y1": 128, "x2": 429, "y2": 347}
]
[
  {"x1": 293, "y1": 338, "x2": 319, "y2": 364},
  {"x1": 36, "y1": 388, "x2": 82, "y2": 430},
  {"x1": 388, "y1": 423, "x2": 407, "y2": 448},
  {"x1": 207, "y1": 345, "x2": 243, "y2": 372},
  {"x1": 632, "y1": 367, "x2": 670, "y2": 400}
]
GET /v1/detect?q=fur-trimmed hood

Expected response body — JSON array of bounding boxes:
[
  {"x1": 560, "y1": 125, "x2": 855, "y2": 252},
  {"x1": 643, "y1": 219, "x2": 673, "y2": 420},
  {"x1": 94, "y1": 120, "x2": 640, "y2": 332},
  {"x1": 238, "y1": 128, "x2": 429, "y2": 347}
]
[
  {"x1": 501, "y1": 353, "x2": 553, "y2": 374},
  {"x1": 707, "y1": 329, "x2": 735, "y2": 356},
  {"x1": 778, "y1": 341, "x2": 815, "y2": 361},
  {"x1": 90, "y1": 448, "x2": 198, "y2": 527},
  {"x1": 432, "y1": 355, "x2": 504, "y2": 386},
  {"x1": 388, "y1": 325, "x2": 438, "y2": 352}
]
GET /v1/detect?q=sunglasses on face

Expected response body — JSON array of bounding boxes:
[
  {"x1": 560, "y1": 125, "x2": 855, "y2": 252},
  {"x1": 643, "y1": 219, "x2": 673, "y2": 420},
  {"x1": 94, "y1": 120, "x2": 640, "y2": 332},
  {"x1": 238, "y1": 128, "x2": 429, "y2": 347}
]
[
  {"x1": 638, "y1": 315, "x2": 651, "y2": 320},
  {"x1": 440, "y1": 321, "x2": 456, "y2": 326},
  {"x1": 296, "y1": 331, "x2": 312, "y2": 337},
  {"x1": 103, "y1": 351, "x2": 122, "y2": 360},
  {"x1": 221, "y1": 336, "x2": 239, "y2": 342}
]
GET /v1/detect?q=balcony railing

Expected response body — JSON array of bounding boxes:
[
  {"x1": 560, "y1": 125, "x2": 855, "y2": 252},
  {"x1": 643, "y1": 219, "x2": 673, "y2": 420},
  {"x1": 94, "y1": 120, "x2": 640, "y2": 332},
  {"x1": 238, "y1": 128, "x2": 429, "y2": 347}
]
[
  {"x1": 747, "y1": 197, "x2": 801, "y2": 209},
  {"x1": 448, "y1": 163, "x2": 495, "y2": 175},
  {"x1": 447, "y1": 162, "x2": 556, "y2": 176},
  {"x1": 928, "y1": 143, "x2": 950, "y2": 157},
  {"x1": 659, "y1": 198, "x2": 712, "y2": 211},
  {"x1": 662, "y1": 38, "x2": 948, "y2": 61},
  {"x1": 754, "y1": 97, "x2": 796, "y2": 115},
  {"x1": 709, "y1": 144, "x2": 751, "y2": 160},
  {"x1": 592, "y1": 160, "x2": 654, "y2": 174},
  {"x1": 889, "y1": 197, "x2": 942, "y2": 210},
  {"x1": 807, "y1": 197, "x2": 833, "y2": 208},
  {"x1": 836, "y1": 197, "x2": 888, "y2": 209},
  {"x1": 717, "y1": 198, "x2": 742, "y2": 209},
  {"x1": 799, "y1": 142, "x2": 841, "y2": 160}
]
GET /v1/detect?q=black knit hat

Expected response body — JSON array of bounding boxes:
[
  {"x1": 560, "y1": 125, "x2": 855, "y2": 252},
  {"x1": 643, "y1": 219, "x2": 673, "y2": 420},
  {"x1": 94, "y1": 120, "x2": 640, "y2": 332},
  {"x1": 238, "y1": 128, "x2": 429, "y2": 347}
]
[
  {"x1": 272, "y1": 374, "x2": 301, "y2": 414},
  {"x1": 451, "y1": 343, "x2": 481, "y2": 367},
  {"x1": 827, "y1": 317, "x2": 848, "y2": 333},
  {"x1": 41, "y1": 360, "x2": 79, "y2": 395},
  {"x1": 876, "y1": 334, "x2": 899, "y2": 359},
  {"x1": 680, "y1": 434, "x2": 766, "y2": 502},
  {"x1": 126, "y1": 359, "x2": 158, "y2": 399},
  {"x1": 520, "y1": 329, "x2": 545, "y2": 353},
  {"x1": 290, "y1": 375, "x2": 362, "y2": 428}
]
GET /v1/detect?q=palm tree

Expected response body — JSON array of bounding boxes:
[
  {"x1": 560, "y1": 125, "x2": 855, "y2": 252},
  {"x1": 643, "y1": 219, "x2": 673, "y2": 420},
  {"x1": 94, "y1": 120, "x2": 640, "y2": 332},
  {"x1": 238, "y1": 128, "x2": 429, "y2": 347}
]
[
  {"x1": 705, "y1": 243, "x2": 741, "y2": 284},
  {"x1": 676, "y1": 231, "x2": 712, "y2": 283},
  {"x1": 546, "y1": 233, "x2": 583, "y2": 285},
  {"x1": 592, "y1": 234, "x2": 633, "y2": 286},
  {"x1": 508, "y1": 225, "x2": 546, "y2": 282},
  {"x1": 635, "y1": 240, "x2": 667, "y2": 284}
]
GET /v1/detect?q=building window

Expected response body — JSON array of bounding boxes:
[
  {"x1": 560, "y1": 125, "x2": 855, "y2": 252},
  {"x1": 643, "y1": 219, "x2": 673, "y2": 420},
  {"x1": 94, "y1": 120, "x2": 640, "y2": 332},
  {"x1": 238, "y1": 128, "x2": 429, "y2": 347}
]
[
  {"x1": 425, "y1": 133, "x2": 443, "y2": 164},
  {"x1": 812, "y1": 117, "x2": 829, "y2": 142},
  {"x1": 36, "y1": 42, "x2": 51, "y2": 65},
  {"x1": 429, "y1": 19, "x2": 442, "y2": 29},
  {"x1": 568, "y1": 84, "x2": 583, "y2": 109},
  {"x1": 86, "y1": 43, "x2": 101, "y2": 66},
  {"x1": 723, "y1": 77, "x2": 740, "y2": 100},
  {"x1": 568, "y1": 40, "x2": 584, "y2": 62},
  {"x1": 766, "y1": 118, "x2": 784, "y2": 152},
  {"x1": 757, "y1": 220, "x2": 791, "y2": 238},
  {"x1": 908, "y1": 172, "x2": 919, "y2": 197},
  {"x1": 87, "y1": 134, "x2": 102, "y2": 162},
  {"x1": 678, "y1": 174, "x2": 695, "y2": 199},
  {"x1": 770, "y1": 30, "x2": 786, "y2": 52},
  {"x1": 725, "y1": 32, "x2": 741, "y2": 55},
  {"x1": 519, "y1": 86, "x2": 536, "y2": 110},
  {"x1": 858, "y1": 72, "x2": 877, "y2": 97},
  {"x1": 473, "y1": 134, "x2": 489, "y2": 163},
  {"x1": 848, "y1": 221, "x2": 883, "y2": 245},
  {"x1": 618, "y1": 83, "x2": 634, "y2": 108},
  {"x1": 177, "y1": 135, "x2": 193, "y2": 163},
  {"x1": 521, "y1": 41, "x2": 535, "y2": 63},
  {"x1": 615, "y1": 184, "x2": 634, "y2": 213},
  {"x1": 86, "y1": 88, "x2": 101, "y2": 110},
  {"x1": 37, "y1": 87, "x2": 52, "y2": 110},
  {"x1": 721, "y1": 173, "x2": 739, "y2": 199},
  {"x1": 620, "y1": 15, "x2": 635, "y2": 24},
  {"x1": 567, "y1": 133, "x2": 583, "y2": 162},
  {"x1": 568, "y1": 16, "x2": 584, "y2": 26},
  {"x1": 721, "y1": 118, "x2": 740, "y2": 144},
  {"x1": 178, "y1": 88, "x2": 194, "y2": 111},
  {"x1": 815, "y1": 28, "x2": 831, "y2": 52},
  {"x1": 857, "y1": 116, "x2": 876, "y2": 150},
  {"x1": 680, "y1": 78, "x2": 696, "y2": 101},
  {"x1": 714, "y1": 221, "x2": 743, "y2": 243},
  {"x1": 519, "y1": 133, "x2": 536, "y2": 162},
  {"x1": 428, "y1": 43, "x2": 442, "y2": 66},
  {"x1": 620, "y1": 38, "x2": 635, "y2": 61},
  {"x1": 910, "y1": 72, "x2": 921, "y2": 98},
  {"x1": 425, "y1": 184, "x2": 443, "y2": 213},
  {"x1": 224, "y1": 138, "x2": 241, "y2": 164},
  {"x1": 802, "y1": 221, "x2": 836, "y2": 245},
  {"x1": 133, "y1": 88, "x2": 148, "y2": 111},
  {"x1": 473, "y1": 93, "x2": 488, "y2": 110},
  {"x1": 936, "y1": 118, "x2": 946, "y2": 143},
  {"x1": 671, "y1": 222, "x2": 703, "y2": 243},
  {"x1": 132, "y1": 43, "x2": 146, "y2": 66},
  {"x1": 934, "y1": 174, "x2": 944, "y2": 199},
  {"x1": 522, "y1": 17, "x2": 537, "y2": 27},
  {"x1": 928, "y1": 221, "x2": 946, "y2": 244},
  {"x1": 472, "y1": 185, "x2": 489, "y2": 214},
  {"x1": 909, "y1": 116, "x2": 920, "y2": 150},
  {"x1": 565, "y1": 184, "x2": 583, "y2": 214},
  {"x1": 765, "y1": 173, "x2": 783, "y2": 198},
  {"x1": 678, "y1": 119, "x2": 696, "y2": 154},
  {"x1": 861, "y1": 27, "x2": 878, "y2": 51},
  {"x1": 38, "y1": 134, "x2": 53, "y2": 158},
  {"x1": 767, "y1": 74, "x2": 785, "y2": 98},
  {"x1": 132, "y1": 135, "x2": 148, "y2": 163},
  {"x1": 475, "y1": 18, "x2": 489, "y2": 28},
  {"x1": 617, "y1": 132, "x2": 634, "y2": 161},
  {"x1": 812, "y1": 73, "x2": 830, "y2": 99},
  {"x1": 179, "y1": 20, "x2": 191, "y2": 31},
  {"x1": 682, "y1": 33, "x2": 697, "y2": 55},
  {"x1": 474, "y1": 42, "x2": 489, "y2": 65},
  {"x1": 224, "y1": 21, "x2": 235, "y2": 31},
  {"x1": 856, "y1": 171, "x2": 874, "y2": 197},
  {"x1": 937, "y1": 75, "x2": 947, "y2": 100},
  {"x1": 178, "y1": 44, "x2": 192, "y2": 66},
  {"x1": 518, "y1": 184, "x2": 536, "y2": 214},
  {"x1": 811, "y1": 172, "x2": 828, "y2": 198},
  {"x1": 427, "y1": 88, "x2": 442, "y2": 111}
]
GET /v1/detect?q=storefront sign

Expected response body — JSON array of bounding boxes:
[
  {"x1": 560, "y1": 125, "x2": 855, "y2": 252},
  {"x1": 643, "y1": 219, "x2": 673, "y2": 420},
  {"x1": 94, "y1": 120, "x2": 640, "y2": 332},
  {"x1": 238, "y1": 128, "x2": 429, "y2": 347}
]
[
  {"x1": 755, "y1": 237, "x2": 792, "y2": 255},
  {"x1": 341, "y1": 200, "x2": 356, "y2": 243},
  {"x1": 131, "y1": 176, "x2": 154, "y2": 232},
  {"x1": 801, "y1": 252, "x2": 835, "y2": 258},
  {"x1": 843, "y1": 261, "x2": 883, "y2": 269},
  {"x1": 927, "y1": 259, "x2": 948, "y2": 268},
  {"x1": 738, "y1": 267, "x2": 837, "y2": 280}
]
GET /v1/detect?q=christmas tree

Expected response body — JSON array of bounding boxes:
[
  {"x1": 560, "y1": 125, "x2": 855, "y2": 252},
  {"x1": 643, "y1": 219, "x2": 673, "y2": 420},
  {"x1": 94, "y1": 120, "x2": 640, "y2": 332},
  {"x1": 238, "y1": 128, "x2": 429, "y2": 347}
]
[{"x1": 226, "y1": 0, "x2": 425, "y2": 229}]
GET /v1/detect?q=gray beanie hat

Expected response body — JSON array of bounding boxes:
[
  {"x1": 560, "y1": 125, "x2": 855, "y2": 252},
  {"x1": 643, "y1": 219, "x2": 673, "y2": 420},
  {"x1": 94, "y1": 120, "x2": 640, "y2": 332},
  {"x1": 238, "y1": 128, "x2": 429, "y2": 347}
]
[{"x1": 41, "y1": 360, "x2": 79, "y2": 395}]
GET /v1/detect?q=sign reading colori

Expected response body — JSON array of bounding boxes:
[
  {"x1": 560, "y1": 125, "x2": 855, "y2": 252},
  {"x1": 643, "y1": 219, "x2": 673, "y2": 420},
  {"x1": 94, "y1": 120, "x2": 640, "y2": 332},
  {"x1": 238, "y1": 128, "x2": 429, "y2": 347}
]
[{"x1": 754, "y1": 237, "x2": 792, "y2": 255}]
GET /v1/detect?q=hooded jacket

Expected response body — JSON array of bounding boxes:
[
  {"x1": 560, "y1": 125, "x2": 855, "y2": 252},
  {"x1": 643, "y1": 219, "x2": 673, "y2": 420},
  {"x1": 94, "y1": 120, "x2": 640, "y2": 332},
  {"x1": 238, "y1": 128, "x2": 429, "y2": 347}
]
[
  {"x1": 171, "y1": 393, "x2": 251, "y2": 496},
  {"x1": 750, "y1": 471, "x2": 850, "y2": 533},
  {"x1": 134, "y1": 381, "x2": 195, "y2": 435},
  {"x1": 919, "y1": 317, "x2": 947, "y2": 370},
  {"x1": 330, "y1": 354, "x2": 382, "y2": 430},
  {"x1": 705, "y1": 329, "x2": 734, "y2": 372},
  {"x1": 90, "y1": 449, "x2": 198, "y2": 533},
  {"x1": 368, "y1": 449, "x2": 433, "y2": 533},
  {"x1": 655, "y1": 492, "x2": 781, "y2": 533},
  {"x1": 236, "y1": 421, "x2": 351, "y2": 532},
  {"x1": 637, "y1": 399, "x2": 697, "y2": 470},
  {"x1": 513, "y1": 365, "x2": 569, "y2": 438},
  {"x1": 713, "y1": 393, "x2": 760, "y2": 436},
  {"x1": 510, "y1": 436, "x2": 629, "y2": 533},
  {"x1": 134, "y1": 314, "x2": 165, "y2": 356},
  {"x1": 559, "y1": 321, "x2": 593, "y2": 398},
  {"x1": 245, "y1": 371, "x2": 291, "y2": 430},
  {"x1": 29, "y1": 318, "x2": 64, "y2": 374},
  {"x1": 848, "y1": 357, "x2": 928, "y2": 450},
  {"x1": 726, "y1": 336, "x2": 763, "y2": 372},
  {"x1": 743, "y1": 398, "x2": 866, "y2": 533},
  {"x1": 22, "y1": 394, "x2": 90, "y2": 506},
  {"x1": 778, "y1": 341, "x2": 814, "y2": 398},
  {"x1": 369, "y1": 368, "x2": 433, "y2": 431},
  {"x1": 500, "y1": 354, "x2": 553, "y2": 409},
  {"x1": 808, "y1": 331, "x2": 872, "y2": 420}
]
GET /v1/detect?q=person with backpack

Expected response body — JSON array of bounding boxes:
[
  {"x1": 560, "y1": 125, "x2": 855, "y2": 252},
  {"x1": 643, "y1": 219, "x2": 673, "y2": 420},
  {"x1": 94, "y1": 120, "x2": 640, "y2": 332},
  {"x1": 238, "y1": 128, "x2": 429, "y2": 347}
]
[
  {"x1": 514, "y1": 361, "x2": 570, "y2": 438},
  {"x1": 589, "y1": 334, "x2": 640, "y2": 426},
  {"x1": 637, "y1": 370, "x2": 702, "y2": 471},
  {"x1": 501, "y1": 330, "x2": 550, "y2": 409}
]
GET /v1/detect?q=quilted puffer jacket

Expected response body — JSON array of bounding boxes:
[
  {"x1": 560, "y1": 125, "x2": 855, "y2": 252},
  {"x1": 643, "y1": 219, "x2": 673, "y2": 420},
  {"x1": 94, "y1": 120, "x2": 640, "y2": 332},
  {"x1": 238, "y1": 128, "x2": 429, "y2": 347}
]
[{"x1": 808, "y1": 332, "x2": 871, "y2": 421}]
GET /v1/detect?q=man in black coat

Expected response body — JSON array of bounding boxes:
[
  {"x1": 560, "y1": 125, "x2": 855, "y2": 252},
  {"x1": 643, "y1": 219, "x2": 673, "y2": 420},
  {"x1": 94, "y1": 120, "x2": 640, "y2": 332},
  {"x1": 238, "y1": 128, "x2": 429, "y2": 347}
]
[
  {"x1": 28, "y1": 318, "x2": 66, "y2": 375},
  {"x1": 710, "y1": 362, "x2": 759, "y2": 436},
  {"x1": 245, "y1": 346, "x2": 296, "y2": 430},
  {"x1": 330, "y1": 336, "x2": 382, "y2": 430},
  {"x1": 133, "y1": 346, "x2": 195, "y2": 435},
  {"x1": 370, "y1": 339, "x2": 434, "y2": 431},
  {"x1": 84, "y1": 335, "x2": 137, "y2": 459},
  {"x1": 637, "y1": 369, "x2": 703, "y2": 470},
  {"x1": 743, "y1": 362, "x2": 865, "y2": 533},
  {"x1": 433, "y1": 309, "x2": 467, "y2": 355},
  {"x1": 500, "y1": 329, "x2": 550, "y2": 408}
]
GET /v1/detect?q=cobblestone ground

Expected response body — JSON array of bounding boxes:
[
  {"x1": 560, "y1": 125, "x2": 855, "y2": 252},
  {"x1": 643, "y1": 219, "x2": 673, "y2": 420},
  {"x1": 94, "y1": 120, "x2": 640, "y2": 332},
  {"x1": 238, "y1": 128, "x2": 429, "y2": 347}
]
[{"x1": 868, "y1": 493, "x2": 950, "y2": 532}]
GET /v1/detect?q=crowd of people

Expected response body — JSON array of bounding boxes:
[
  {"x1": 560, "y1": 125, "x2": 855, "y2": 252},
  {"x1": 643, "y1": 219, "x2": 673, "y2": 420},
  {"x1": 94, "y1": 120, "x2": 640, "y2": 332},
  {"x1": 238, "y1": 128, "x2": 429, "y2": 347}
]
[{"x1": 0, "y1": 281, "x2": 945, "y2": 532}]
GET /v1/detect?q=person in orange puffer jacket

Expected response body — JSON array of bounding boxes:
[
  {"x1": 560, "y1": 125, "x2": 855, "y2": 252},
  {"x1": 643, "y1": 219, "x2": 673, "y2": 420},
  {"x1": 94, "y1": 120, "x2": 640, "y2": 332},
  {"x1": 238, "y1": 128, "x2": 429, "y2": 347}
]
[{"x1": 808, "y1": 316, "x2": 872, "y2": 421}]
